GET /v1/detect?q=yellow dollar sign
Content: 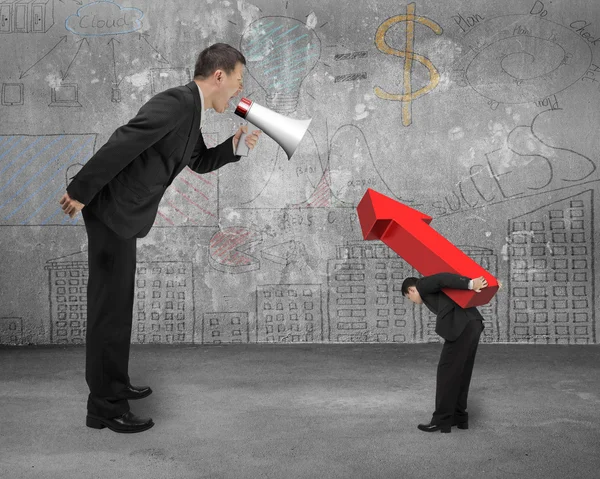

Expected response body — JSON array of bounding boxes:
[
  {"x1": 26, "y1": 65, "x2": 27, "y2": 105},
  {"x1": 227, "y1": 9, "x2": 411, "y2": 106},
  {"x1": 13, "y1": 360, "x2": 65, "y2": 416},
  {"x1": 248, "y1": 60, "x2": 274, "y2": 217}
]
[{"x1": 374, "y1": 3, "x2": 443, "y2": 126}]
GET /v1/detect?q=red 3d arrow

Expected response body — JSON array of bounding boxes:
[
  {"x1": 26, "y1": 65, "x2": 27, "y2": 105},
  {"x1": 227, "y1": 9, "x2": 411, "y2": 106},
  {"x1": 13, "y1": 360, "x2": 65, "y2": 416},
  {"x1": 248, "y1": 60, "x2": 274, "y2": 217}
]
[{"x1": 356, "y1": 188, "x2": 498, "y2": 308}]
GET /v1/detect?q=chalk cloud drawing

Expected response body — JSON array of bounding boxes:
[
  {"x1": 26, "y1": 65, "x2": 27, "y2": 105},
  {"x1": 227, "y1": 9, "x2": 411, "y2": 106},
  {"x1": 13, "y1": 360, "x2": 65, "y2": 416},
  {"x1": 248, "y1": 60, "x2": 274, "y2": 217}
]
[{"x1": 66, "y1": 0, "x2": 143, "y2": 37}]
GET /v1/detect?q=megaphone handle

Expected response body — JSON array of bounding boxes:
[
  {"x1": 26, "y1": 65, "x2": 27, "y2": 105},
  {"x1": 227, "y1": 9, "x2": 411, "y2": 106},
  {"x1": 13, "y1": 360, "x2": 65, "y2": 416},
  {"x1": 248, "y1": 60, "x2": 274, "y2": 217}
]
[{"x1": 235, "y1": 122, "x2": 254, "y2": 157}]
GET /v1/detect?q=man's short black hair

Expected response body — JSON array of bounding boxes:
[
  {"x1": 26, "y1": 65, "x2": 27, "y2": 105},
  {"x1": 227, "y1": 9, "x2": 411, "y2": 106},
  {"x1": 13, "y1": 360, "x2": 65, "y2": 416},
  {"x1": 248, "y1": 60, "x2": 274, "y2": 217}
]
[
  {"x1": 401, "y1": 277, "x2": 418, "y2": 296},
  {"x1": 194, "y1": 43, "x2": 246, "y2": 79}
]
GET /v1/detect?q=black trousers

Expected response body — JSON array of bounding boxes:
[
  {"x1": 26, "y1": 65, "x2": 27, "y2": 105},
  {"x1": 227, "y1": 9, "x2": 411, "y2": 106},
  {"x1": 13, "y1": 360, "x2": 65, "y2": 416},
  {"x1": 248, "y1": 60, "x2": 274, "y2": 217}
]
[
  {"x1": 82, "y1": 208, "x2": 137, "y2": 418},
  {"x1": 432, "y1": 319, "x2": 484, "y2": 426}
]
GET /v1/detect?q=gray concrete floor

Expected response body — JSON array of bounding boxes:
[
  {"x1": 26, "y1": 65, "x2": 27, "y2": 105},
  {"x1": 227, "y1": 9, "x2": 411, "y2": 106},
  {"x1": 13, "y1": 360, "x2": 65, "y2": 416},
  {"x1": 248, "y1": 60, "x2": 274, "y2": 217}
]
[{"x1": 1, "y1": 344, "x2": 599, "y2": 479}]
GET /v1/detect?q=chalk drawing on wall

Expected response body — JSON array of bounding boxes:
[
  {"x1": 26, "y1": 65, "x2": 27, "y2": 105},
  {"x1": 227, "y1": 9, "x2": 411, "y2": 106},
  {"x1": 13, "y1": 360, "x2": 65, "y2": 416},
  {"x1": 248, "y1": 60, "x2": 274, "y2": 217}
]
[
  {"x1": 209, "y1": 226, "x2": 263, "y2": 273},
  {"x1": 49, "y1": 83, "x2": 81, "y2": 107},
  {"x1": 374, "y1": 2, "x2": 443, "y2": 127},
  {"x1": 11, "y1": 2, "x2": 169, "y2": 103},
  {"x1": 0, "y1": 317, "x2": 24, "y2": 345},
  {"x1": 459, "y1": 14, "x2": 592, "y2": 105},
  {"x1": 507, "y1": 190, "x2": 595, "y2": 344},
  {"x1": 133, "y1": 262, "x2": 195, "y2": 344},
  {"x1": 261, "y1": 240, "x2": 305, "y2": 267},
  {"x1": 0, "y1": 0, "x2": 54, "y2": 34},
  {"x1": 65, "y1": 1, "x2": 143, "y2": 37},
  {"x1": 45, "y1": 252, "x2": 196, "y2": 344},
  {"x1": 256, "y1": 283, "x2": 323, "y2": 342},
  {"x1": 327, "y1": 242, "x2": 416, "y2": 343},
  {"x1": 1, "y1": 83, "x2": 24, "y2": 105},
  {"x1": 239, "y1": 129, "x2": 325, "y2": 208},
  {"x1": 333, "y1": 50, "x2": 369, "y2": 83},
  {"x1": 203, "y1": 312, "x2": 249, "y2": 344},
  {"x1": 240, "y1": 15, "x2": 322, "y2": 114},
  {"x1": 0, "y1": 134, "x2": 95, "y2": 226},
  {"x1": 45, "y1": 251, "x2": 88, "y2": 344},
  {"x1": 328, "y1": 124, "x2": 407, "y2": 207},
  {"x1": 432, "y1": 108, "x2": 599, "y2": 217}
]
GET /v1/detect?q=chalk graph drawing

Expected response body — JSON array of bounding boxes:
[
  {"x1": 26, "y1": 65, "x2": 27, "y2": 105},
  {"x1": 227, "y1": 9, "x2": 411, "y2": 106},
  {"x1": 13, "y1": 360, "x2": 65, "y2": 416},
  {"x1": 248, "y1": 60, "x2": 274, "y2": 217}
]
[
  {"x1": 45, "y1": 252, "x2": 196, "y2": 344},
  {"x1": 238, "y1": 129, "x2": 324, "y2": 208},
  {"x1": 457, "y1": 14, "x2": 592, "y2": 107},
  {"x1": 0, "y1": 134, "x2": 95, "y2": 226},
  {"x1": 507, "y1": 190, "x2": 595, "y2": 344},
  {"x1": 240, "y1": 16, "x2": 322, "y2": 114},
  {"x1": 0, "y1": 0, "x2": 54, "y2": 34},
  {"x1": 374, "y1": 2, "x2": 443, "y2": 127},
  {"x1": 241, "y1": 123, "x2": 411, "y2": 210},
  {"x1": 208, "y1": 226, "x2": 263, "y2": 273},
  {"x1": 256, "y1": 283, "x2": 323, "y2": 343}
]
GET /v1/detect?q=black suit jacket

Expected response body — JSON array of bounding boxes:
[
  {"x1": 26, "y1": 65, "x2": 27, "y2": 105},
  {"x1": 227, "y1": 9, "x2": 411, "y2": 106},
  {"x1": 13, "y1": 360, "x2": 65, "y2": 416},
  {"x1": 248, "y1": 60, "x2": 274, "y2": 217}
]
[
  {"x1": 416, "y1": 273, "x2": 484, "y2": 342},
  {"x1": 67, "y1": 81, "x2": 240, "y2": 238}
]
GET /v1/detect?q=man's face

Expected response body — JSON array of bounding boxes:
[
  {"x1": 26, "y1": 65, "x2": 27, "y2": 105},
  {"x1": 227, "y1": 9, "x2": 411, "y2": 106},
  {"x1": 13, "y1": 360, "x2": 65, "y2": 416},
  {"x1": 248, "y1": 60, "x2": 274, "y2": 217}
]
[
  {"x1": 214, "y1": 62, "x2": 244, "y2": 113},
  {"x1": 405, "y1": 286, "x2": 423, "y2": 304}
]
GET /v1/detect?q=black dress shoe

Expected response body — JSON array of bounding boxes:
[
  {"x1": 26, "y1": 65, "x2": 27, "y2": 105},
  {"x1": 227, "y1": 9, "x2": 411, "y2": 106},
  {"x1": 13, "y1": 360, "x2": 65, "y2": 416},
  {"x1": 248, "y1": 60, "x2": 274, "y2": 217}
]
[
  {"x1": 86, "y1": 411, "x2": 154, "y2": 433},
  {"x1": 119, "y1": 384, "x2": 153, "y2": 400},
  {"x1": 452, "y1": 420, "x2": 469, "y2": 430},
  {"x1": 418, "y1": 422, "x2": 451, "y2": 433}
]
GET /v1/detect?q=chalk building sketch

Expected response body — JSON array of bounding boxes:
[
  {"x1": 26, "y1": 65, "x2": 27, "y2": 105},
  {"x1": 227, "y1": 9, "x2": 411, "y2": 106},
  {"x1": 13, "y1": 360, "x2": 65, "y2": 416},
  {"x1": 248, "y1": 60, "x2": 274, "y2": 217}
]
[
  {"x1": 256, "y1": 283, "x2": 323, "y2": 342},
  {"x1": 328, "y1": 242, "x2": 416, "y2": 343},
  {"x1": 203, "y1": 311, "x2": 250, "y2": 344},
  {"x1": 45, "y1": 253, "x2": 195, "y2": 344},
  {"x1": 508, "y1": 191, "x2": 595, "y2": 344},
  {"x1": 45, "y1": 252, "x2": 88, "y2": 344},
  {"x1": 133, "y1": 262, "x2": 195, "y2": 344},
  {"x1": 0, "y1": 317, "x2": 24, "y2": 345}
]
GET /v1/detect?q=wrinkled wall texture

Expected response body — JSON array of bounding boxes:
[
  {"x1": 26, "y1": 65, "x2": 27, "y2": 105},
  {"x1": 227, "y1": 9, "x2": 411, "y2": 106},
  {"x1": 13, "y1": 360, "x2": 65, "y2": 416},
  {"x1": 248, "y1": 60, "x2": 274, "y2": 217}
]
[{"x1": 0, "y1": 0, "x2": 598, "y2": 345}]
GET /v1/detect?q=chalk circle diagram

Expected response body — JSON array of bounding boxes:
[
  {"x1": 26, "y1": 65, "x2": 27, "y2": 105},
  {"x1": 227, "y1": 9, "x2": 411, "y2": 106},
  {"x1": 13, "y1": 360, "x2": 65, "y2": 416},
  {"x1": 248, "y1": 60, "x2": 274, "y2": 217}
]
[
  {"x1": 209, "y1": 226, "x2": 263, "y2": 273},
  {"x1": 463, "y1": 15, "x2": 592, "y2": 104}
]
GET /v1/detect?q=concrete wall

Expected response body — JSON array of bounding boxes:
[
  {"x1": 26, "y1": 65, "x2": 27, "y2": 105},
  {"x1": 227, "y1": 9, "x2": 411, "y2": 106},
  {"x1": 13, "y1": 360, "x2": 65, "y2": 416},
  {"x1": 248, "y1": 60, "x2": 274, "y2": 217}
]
[{"x1": 0, "y1": 0, "x2": 598, "y2": 345}]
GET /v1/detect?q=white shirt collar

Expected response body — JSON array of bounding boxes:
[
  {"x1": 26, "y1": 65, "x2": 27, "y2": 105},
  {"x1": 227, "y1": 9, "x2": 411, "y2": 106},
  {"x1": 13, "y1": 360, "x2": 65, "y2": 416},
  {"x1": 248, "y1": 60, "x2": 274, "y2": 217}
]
[{"x1": 196, "y1": 83, "x2": 205, "y2": 130}]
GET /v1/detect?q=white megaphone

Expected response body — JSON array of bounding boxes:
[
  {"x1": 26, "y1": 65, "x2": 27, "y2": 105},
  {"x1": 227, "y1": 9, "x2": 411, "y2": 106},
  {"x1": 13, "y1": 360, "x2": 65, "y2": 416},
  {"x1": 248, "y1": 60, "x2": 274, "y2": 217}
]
[{"x1": 234, "y1": 97, "x2": 312, "y2": 160}]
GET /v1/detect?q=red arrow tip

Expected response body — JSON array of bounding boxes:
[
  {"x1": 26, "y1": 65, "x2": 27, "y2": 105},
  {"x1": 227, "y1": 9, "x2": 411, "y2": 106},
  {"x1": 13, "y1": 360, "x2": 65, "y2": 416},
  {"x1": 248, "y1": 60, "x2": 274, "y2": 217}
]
[{"x1": 357, "y1": 189, "x2": 432, "y2": 240}]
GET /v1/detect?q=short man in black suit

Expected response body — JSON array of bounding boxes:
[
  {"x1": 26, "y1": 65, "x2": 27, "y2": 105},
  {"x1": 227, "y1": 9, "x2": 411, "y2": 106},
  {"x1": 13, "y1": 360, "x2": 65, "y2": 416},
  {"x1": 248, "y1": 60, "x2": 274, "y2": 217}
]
[
  {"x1": 402, "y1": 273, "x2": 489, "y2": 433},
  {"x1": 59, "y1": 43, "x2": 261, "y2": 433}
]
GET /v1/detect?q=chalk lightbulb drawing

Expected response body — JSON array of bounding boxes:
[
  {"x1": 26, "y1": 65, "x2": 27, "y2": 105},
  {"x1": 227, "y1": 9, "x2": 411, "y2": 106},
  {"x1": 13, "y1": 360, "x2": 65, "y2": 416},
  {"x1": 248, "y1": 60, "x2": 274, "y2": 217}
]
[{"x1": 240, "y1": 16, "x2": 321, "y2": 114}]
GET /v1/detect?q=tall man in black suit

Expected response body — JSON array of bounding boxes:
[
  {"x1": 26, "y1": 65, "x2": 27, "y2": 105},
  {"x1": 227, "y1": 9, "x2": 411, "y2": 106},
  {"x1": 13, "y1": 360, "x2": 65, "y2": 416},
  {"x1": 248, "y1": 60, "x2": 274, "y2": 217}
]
[
  {"x1": 402, "y1": 273, "x2": 489, "y2": 433},
  {"x1": 59, "y1": 43, "x2": 261, "y2": 434}
]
